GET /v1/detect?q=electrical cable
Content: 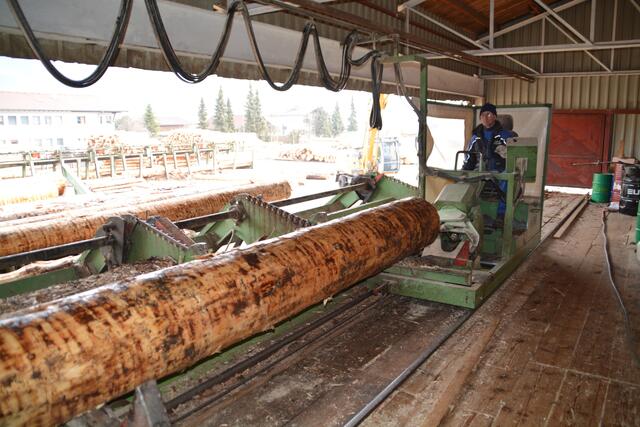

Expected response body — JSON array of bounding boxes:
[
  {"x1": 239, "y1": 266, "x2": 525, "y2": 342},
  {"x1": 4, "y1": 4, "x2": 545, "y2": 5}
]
[
  {"x1": 600, "y1": 210, "x2": 640, "y2": 368},
  {"x1": 13, "y1": 0, "x2": 389, "y2": 127},
  {"x1": 6, "y1": 0, "x2": 133, "y2": 88},
  {"x1": 144, "y1": 0, "x2": 385, "y2": 127}
]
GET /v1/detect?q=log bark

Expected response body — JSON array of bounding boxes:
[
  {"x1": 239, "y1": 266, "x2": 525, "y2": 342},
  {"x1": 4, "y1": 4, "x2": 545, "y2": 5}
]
[
  {"x1": 0, "y1": 197, "x2": 439, "y2": 426},
  {"x1": 0, "y1": 181, "x2": 270, "y2": 226},
  {"x1": 0, "y1": 256, "x2": 78, "y2": 285},
  {"x1": 0, "y1": 177, "x2": 66, "y2": 206},
  {"x1": 0, "y1": 181, "x2": 291, "y2": 257}
]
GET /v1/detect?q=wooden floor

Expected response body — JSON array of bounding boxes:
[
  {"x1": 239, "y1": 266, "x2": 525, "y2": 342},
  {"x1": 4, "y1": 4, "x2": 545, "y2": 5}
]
[{"x1": 365, "y1": 203, "x2": 640, "y2": 426}]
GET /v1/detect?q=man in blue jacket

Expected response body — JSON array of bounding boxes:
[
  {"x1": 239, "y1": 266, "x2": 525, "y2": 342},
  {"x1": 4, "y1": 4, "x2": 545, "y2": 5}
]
[
  {"x1": 462, "y1": 103, "x2": 515, "y2": 218},
  {"x1": 462, "y1": 103, "x2": 514, "y2": 172}
]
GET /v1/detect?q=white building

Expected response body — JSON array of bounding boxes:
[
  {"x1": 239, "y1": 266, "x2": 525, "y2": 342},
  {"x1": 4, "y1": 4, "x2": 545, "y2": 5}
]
[{"x1": 0, "y1": 91, "x2": 124, "y2": 151}]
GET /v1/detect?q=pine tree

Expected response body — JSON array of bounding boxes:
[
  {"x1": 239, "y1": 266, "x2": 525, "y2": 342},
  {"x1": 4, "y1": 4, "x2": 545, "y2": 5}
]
[
  {"x1": 198, "y1": 97, "x2": 208, "y2": 129},
  {"x1": 253, "y1": 89, "x2": 267, "y2": 140},
  {"x1": 331, "y1": 103, "x2": 344, "y2": 137},
  {"x1": 213, "y1": 87, "x2": 226, "y2": 131},
  {"x1": 244, "y1": 85, "x2": 270, "y2": 140},
  {"x1": 309, "y1": 107, "x2": 331, "y2": 137},
  {"x1": 225, "y1": 98, "x2": 235, "y2": 132},
  {"x1": 143, "y1": 104, "x2": 158, "y2": 136},
  {"x1": 244, "y1": 85, "x2": 255, "y2": 133},
  {"x1": 347, "y1": 97, "x2": 358, "y2": 132}
]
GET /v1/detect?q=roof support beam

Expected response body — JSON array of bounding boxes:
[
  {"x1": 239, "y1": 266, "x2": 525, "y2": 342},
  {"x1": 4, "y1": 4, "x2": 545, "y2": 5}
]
[
  {"x1": 477, "y1": 0, "x2": 588, "y2": 42},
  {"x1": 545, "y1": 16, "x2": 611, "y2": 72},
  {"x1": 424, "y1": 39, "x2": 640, "y2": 57},
  {"x1": 489, "y1": 0, "x2": 494, "y2": 48},
  {"x1": 630, "y1": 0, "x2": 640, "y2": 13},
  {"x1": 532, "y1": 0, "x2": 591, "y2": 44},
  {"x1": 589, "y1": 0, "x2": 596, "y2": 41},
  {"x1": 0, "y1": 0, "x2": 484, "y2": 97},
  {"x1": 397, "y1": 0, "x2": 428, "y2": 12},
  {"x1": 611, "y1": 0, "x2": 618, "y2": 70},
  {"x1": 260, "y1": 0, "x2": 534, "y2": 80},
  {"x1": 408, "y1": 6, "x2": 539, "y2": 74}
]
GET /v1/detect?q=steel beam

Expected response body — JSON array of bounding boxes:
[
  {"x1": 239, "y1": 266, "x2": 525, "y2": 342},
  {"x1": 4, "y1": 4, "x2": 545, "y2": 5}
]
[
  {"x1": 271, "y1": 0, "x2": 533, "y2": 81},
  {"x1": 0, "y1": 0, "x2": 485, "y2": 96},
  {"x1": 476, "y1": 0, "x2": 588, "y2": 42},
  {"x1": 611, "y1": 0, "x2": 618, "y2": 70},
  {"x1": 532, "y1": 0, "x2": 591, "y2": 44},
  {"x1": 589, "y1": 0, "x2": 596, "y2": 41},
  {"x1": 481, "y1": 69, "x2": 640, "y2": 78},
  {"x1": 545, "y1": 17, "x2": 611, "y2": 72},
  {"x1": 424, "y1": 39, "x2": 640, "y2": 58},
  {"x1": 407, "y1": 6, "x2": 539, "y2": 75},
  {"x1": 489, "y1": 0, "x2": 494, "y2": 49},
  {"x1": 397, "y1": 0, "x2": 428, "y2": 12}
]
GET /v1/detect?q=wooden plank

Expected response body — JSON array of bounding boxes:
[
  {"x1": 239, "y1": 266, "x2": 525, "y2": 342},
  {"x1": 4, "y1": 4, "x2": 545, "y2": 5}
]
[
  {"x1": 553, "y1": 196, "x2": 588, "y2": 238},
  {"x1": 601, "y1": 381, "x2": 640, "y2": 425},
  {"x1": 541, "y1": 195, "x2": 585, "y2": 240},
  {"x1": 493, "y1": 361, "x2": 564, "y2": 426},
  {"x1": 546, "y1": 371, "x2": 608, "y2": 425},
  {"x1": 441, "y1": 410, "x2": 493, "y2": 427},
  {"x1": 416, "y1": 317, "x2": 499, "y2": 426}
]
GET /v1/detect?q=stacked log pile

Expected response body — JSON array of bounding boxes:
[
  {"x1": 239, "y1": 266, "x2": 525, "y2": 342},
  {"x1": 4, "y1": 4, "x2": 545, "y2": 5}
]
[
  {"x1": 0, "y1": 176, "x2": 66, "y2": 206},
  {"x1": 87, "y1": 134, "x2": 123, "y2": 154},
  {"x1": 278, "y1": 146, "x2": 336, "y2": 163},
  {"x1": 0, "y1": 198, "x2": 440, "y2": 425},
  {"x1": 0, "y1": 180, "x2": 291, "y2": 257}
]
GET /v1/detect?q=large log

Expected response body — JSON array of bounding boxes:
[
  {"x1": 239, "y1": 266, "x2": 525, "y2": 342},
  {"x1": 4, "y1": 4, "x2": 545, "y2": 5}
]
[
  {"x1": 0, "y1": 176, "x2": 66, "y2": 207},
  {"x1": 0, "y1": 181, "x2": 291, "y2": 257},
  {"x1": 0, "y1": 180, "x2": 267, "y2": 226},
  {"x1": 0, "y1": 197, "x2": 439, "y2": 426}
]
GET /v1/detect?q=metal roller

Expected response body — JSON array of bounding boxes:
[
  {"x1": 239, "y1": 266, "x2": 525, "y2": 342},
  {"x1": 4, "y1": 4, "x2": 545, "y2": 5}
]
[{"x1": 0, "y1": 197, "x2": 439, "y2": 426}]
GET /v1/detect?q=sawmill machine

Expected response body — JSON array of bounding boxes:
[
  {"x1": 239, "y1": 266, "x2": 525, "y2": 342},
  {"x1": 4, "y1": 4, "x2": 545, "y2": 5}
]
[
  {"x1": 0, "y1": 57, "x2": 551, "y2": 311},
  {"x1": 0, "y1": 56, "x2": 552, "y2": 426}
]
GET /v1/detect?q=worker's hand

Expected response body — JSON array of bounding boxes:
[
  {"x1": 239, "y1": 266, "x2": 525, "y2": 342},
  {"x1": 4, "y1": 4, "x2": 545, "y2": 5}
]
[{"x1": 495, "y1": 144, "x2": 507, "y2": 159}]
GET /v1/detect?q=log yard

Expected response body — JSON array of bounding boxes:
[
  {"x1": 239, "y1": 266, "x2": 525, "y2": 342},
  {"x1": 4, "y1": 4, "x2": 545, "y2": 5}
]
[{"x1": 0, "y1": 1, "x2": 639, "y2": 426}]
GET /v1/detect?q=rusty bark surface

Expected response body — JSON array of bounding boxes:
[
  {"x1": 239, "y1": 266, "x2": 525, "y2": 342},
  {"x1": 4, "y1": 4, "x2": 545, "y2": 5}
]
[
  {"x1": 0, "y1": 197, "x2": 439, "y2": 426},
  {"x1": 0, "y1": 181, "x2": 291, "y2": 257}
]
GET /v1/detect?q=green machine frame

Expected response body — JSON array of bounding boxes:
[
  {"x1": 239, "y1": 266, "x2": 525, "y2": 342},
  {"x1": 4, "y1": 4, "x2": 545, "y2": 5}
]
[{"x1": 0, "y1": 49, "x2": 551, "y2": 312}]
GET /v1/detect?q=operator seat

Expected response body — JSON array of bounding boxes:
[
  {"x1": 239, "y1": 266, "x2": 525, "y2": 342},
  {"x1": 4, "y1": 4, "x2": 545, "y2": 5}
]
[{"x1": 497, "y1": 114, "x2": 518, "y2": 137}]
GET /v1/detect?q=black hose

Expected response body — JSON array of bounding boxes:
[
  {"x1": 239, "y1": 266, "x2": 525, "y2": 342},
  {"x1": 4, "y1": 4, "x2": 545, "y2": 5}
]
[
  {"x1": 144, "y1": 0, "x2": 239, "y2": 83},
  {"x1": 13, "y1": 0, "x2": 385, "y2": 126},
  {"x1": 7, "y1": 0, "x2": 133, "y2": 88},
  {"x1": 144, "y1": 0, "x2": 385, "y2": 127}
]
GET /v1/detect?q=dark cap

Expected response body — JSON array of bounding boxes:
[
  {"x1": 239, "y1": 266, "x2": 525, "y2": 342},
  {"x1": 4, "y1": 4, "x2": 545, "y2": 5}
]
[{"x1": 479, "y1": 103, "x2": 497, "y2": 116}]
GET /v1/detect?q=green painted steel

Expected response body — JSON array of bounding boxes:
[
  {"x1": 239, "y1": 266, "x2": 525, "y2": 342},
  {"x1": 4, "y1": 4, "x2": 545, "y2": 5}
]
[
  {"x1": 0, "y1": 267, "x2": 80, "y2": 299},
  {"x1": 591, "y1": 173, "x2": 613, "y2": 203},
  {"x1": 636, "y1": 203, "x2": 640, "y2": 243},
  {"x1": 385, "y1": 265, "x2": 471, "y2": 286},
  {"x1": 381, "y1": 231, "x2": 541, "y2": 309}
]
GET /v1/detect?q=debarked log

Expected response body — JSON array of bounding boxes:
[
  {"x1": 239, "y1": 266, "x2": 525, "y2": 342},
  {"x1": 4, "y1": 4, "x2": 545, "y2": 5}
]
[
  {"x1": 0, "y1": 181, "x2": 291, "y2": 257},
  {"x1": 0, "y1": 197, "x2": 439, "y2": 426}
]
